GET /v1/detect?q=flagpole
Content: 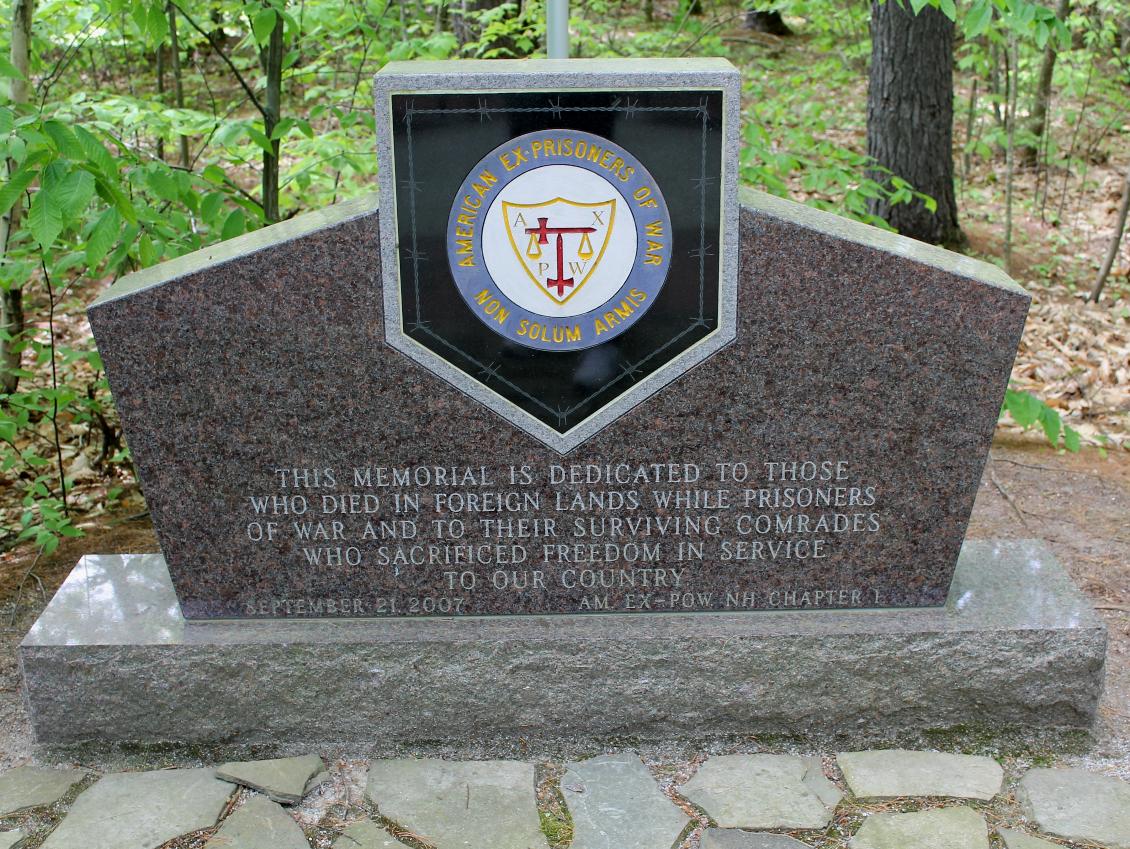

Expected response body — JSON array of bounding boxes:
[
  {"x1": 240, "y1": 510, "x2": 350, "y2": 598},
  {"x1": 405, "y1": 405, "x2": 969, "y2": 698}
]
[{"x1": 547, "y1": 0, "x2": 569, "y2": 59}]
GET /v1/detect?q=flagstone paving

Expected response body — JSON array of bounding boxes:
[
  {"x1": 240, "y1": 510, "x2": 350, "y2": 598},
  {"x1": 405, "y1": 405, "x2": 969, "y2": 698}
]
[
  {"x1": 837, "y1": 750, "x2": 1003, "y2": 801},
  {"x1": 700, "y1": 829, "x2": 813, "y2": 849},
  {"x1": 996, "y1": 827, "x2": 1061, "y2": 849},
  {"x1": 203, "y1": 795, "x2": 309, "y2": 849},
  {"x1": 0, "y1": 766, "x2": 86, "y2": 816},
  {"x1": 331, "y1": 819, "x2": 402, "y2": 849},
  {"x1": 1018, "y1": 767, "x2": 1130, "y2": 849},
  {"x1": 9, "y1": 753, "x2": 1130, "y2": 849},
  {"x1": 561, "y1": 753, "x2": 690, "y2": 849},
  {"x1": 850, "y1": 807, "x2": 990, "y2": 849},
  {"x1": 365, "y1": 759, "x2": 548, "y2": 849},
  {"x1": 39, "y1": 768, "x2": 236, "y2": 849},
  {"x1": 679, "y1": 755, "x2": 841, "y2": 830},
  {"x1": 215, "y1": 754, "x2": 326, "y2": 805}
]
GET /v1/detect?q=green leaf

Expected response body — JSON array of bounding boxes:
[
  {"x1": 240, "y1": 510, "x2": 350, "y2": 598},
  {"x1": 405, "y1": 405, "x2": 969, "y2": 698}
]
[
  {"x1": 1035, "y1": 20, "x2": 1049, "y2": 48},
  {"x1": 1063, "y1": 426, "x2": 1081, "y2": 453},
  {"x1": 221, "y1": 208, "x2": 245, "y2": 240},
  {"x1": 0, "y1": 163, "x2": 37, "y2": 218},
  {"x1": 93, "y1": 174, "x2": 138, "y2": 226},
  {"x1": 147, "y1": 1, "x2": 169, "y2": 43},
  {"x1": 1038, "y1": 404, "x2": 1061, "y2": 445},
  {"x1": 86, "y1": 207, "x2": 122, "y2": 268},
  {"x1": 1003, "y1": 389, "x2": 1042, "y2": 428},
  {"x1": 55, "y1": 169, "x2": 95, "y2": 219},
  {"x1": 200, "y1": 191, "x2": 225, "y2": 224},
  {"x1": 0, "y1": 420, "x2": 15, "y2": 442},
  {"x1": 27, "y1": 188, "x2": 64, "y2": 249},
  {"x1": 138, "y1": 233, "x2": 158, "y2": 266},
  {"x1": 246, "y1": 125, "x2": 274, "y2": 154},
  {"x1": 72, "y1": 126, "x2": 118, "y2": 178},
  {"x1": 39, "y1": 532, "x2": 59, "y2": 556},
  {"x1": 42, "y1": 120, "x2": 86, "y2": 161},
  {"x1": 146, "y1": 166, "x2": 180, "y2": 202},
  {"x1": 0, "y1": 56, "x2": 25, "y2": 80},
  {"x1": 252, "y1": 8, "x2": 278, "y2": 45},
  {"x1": 936, "y1": 0, "x2": 957, "y2": 21},
  {"x1": 130, "y1": 1, "x2": 149, "y2": 36},
  {"x1": 202, "y1": 164, "x2": 227, "y2": 185},
  {"x1": 964, "y1": 0, "x2": 993, "y2": 34}
]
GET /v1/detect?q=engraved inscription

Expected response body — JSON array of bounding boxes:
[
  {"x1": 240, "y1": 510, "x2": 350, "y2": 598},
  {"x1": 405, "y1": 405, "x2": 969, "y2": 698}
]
[{"x1": 238, "y1": 459, "x2": 884, "y2": 617}]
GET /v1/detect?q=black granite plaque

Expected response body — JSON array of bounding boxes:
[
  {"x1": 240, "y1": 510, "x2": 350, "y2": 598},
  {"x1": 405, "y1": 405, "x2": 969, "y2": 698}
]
[{"x1": 387, "y1": 89, "x2": 723, "y2": 435}]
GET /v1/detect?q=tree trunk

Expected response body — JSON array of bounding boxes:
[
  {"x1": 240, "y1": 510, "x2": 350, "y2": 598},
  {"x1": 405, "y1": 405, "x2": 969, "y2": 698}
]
[
  {"x1": 261, "y1": 10, "x2": 284, "y2": 223},
  {"x1": 155, "y1": 39, "x2": 166, "y2": 161},
  {"x1": 168, "y1": 1, "x2": 190, "y2": 168},
  {"x1": 1020, "y1": 0, "x2": 1070, "y2": 166},
  {"x1": 745, "y1": 10, "x2": 792, "y2": 36},
  {"x1": 866, "y1": 0, "x2": 961, "y2": 246},
  {"x1": 1089, "y1": 164, "x2": 1130, "y2": 303},
  {"x1": 1, "y1": 0, "x2": 35, "y2": 395}
]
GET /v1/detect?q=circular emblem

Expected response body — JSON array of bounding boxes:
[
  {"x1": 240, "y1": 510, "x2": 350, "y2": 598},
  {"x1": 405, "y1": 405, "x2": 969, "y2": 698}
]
[{"x1": 447, "y1": 129, "x2": 672, "y2": 351}]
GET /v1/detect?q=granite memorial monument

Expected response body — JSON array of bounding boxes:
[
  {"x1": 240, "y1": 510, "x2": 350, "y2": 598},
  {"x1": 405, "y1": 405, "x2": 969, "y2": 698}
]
[{"x1": 18, "y1": 58, "x2": 1106, "y2": 747}]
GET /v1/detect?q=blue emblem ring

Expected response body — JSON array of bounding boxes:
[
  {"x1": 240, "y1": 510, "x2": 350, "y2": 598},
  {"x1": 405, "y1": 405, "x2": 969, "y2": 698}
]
[{"x1": 446, "y1": 129, "x2": 672, "y2": 352}]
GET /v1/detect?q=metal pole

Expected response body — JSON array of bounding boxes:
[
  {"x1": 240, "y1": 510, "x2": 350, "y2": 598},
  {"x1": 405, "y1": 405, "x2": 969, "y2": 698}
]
[{"x1": 546, "y1": 0, "x2": 569, "y2": 59}]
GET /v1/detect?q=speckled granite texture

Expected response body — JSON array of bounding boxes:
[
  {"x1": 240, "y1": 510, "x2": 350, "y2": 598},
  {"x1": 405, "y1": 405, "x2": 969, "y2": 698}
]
[
  {"x1": 86, "y1": 189, "x2": 1029, "y2": 619},
  {"x1": 19, "y1": 541, "x2": 1106, "y2": 745}
]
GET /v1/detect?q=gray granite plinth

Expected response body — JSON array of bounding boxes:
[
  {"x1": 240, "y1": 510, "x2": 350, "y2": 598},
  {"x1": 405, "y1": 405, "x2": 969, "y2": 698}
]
[{"x1": 18, "y1": 539, "x2": 1105, "y2": 747}]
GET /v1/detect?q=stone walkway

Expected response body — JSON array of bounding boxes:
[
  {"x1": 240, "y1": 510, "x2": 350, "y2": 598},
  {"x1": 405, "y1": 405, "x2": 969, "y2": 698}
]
[{"x1": 0, "y1": 750, "x2": 1128, "y2": 849}]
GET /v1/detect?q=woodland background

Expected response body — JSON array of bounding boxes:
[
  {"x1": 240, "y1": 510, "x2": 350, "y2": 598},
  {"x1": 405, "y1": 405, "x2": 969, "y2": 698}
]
[{"x1": 0, "y1": 0, "x2": 1127, "y2": 563}]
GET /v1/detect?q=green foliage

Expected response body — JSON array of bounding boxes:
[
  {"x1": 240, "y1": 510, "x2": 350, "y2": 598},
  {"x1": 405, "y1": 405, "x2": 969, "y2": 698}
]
[{"x1": 1001, "y1": 388, "x2": 1081, "y2": 452}]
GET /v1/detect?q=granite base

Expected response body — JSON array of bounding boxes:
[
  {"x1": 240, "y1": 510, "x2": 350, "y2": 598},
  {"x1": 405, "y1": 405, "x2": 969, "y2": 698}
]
[{"x1": 19, "y1": 539, "x2": 1106, "y2": 748}]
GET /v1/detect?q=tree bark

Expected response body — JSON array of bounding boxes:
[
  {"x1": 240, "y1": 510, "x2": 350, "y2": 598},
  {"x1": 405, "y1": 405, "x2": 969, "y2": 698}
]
[
  {"x1": 168, "y1": 1, "x2": 190, "y2": 168},
  {"x1": 745, "y1": 10, "x2": 792, "y2": 36},
  {"x1": 866, "y1": 0, "x2": 961, "y2": 246},
  {"x1": 155, "y1": 37, "x2": 166, "y2": 161},
  {"x1": 1, "y1": 0, "x2": 35, "y2": 395},
  {"x1": 261, "y1": 9, "x2": 284, "y2": 223},
  {"x1": 1089, "y1": 164, "x2": 1130, "y2": 303},
  {"x1": 1020, "y1": 0, "x2": 1070, "y2": 166}
]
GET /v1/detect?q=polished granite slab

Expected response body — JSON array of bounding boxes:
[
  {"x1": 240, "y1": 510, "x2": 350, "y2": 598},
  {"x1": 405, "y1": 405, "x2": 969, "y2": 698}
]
[
  {"x1": 86, "y1": 189, "x2": 1028, "y2": 619},
  {"x1": 19, "y1": 539, "x2": 1106, "y2": 746}
]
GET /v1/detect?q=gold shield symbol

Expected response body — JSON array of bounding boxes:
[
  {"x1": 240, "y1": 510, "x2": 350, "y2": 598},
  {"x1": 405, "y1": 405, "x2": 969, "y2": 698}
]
[{"x1": 502, "y1": 198, "x2": 616, "y2": 305}]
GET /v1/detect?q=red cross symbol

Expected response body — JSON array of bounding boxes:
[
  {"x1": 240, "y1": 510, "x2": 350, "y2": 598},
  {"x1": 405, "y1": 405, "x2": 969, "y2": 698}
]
[{"x1": 525, "y1": 217, "x2": 597, "y2": 296}]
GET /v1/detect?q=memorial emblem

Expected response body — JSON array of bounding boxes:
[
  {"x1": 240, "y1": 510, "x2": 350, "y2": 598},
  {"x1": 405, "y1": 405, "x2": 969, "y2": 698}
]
[
  {"x1": 379, "y1": 83, "x2": 736, "y2": 451},
  {"x1": 447, "y1": 129, "x2": 672, "y2": 351}
]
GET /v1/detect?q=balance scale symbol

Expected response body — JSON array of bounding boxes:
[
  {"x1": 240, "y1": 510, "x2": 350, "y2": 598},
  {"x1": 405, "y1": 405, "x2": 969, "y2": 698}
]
[{"x1": 524, "y1": 216, "x2": 597, "y2": 296}]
